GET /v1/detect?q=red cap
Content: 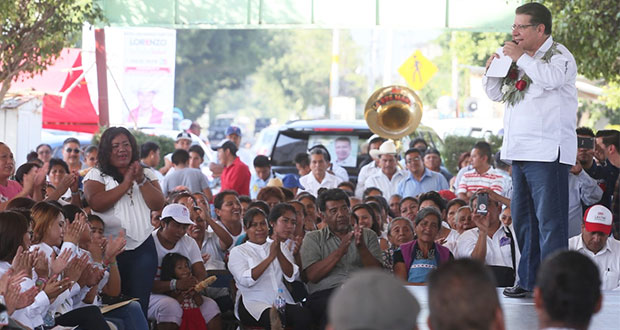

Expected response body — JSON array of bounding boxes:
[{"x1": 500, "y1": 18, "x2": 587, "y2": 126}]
[
  {"x1": 583, "y1": 205, "x2": 612, "y2": 235},
  {"x1": 438, "y1": 190, "x2": 457, "y2": 201}
]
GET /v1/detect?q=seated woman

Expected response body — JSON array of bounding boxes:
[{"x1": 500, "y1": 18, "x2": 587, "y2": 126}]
[
  {"x1": 393, "y1": 207, "x2": 453, "y2": 284},
  {"x1": 228, "y1": 208, "x2": 311, "y2": 330},
  {"x1": 352, "y1": 203, "x2": 388, "y2": 250},
  {"x1": 382, "y1": 217, "x2": 415, "y2": 272}
]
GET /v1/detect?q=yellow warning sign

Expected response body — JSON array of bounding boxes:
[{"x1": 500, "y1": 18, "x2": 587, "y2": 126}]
[{"x1": 398, "y1": 50, "x2": 438, "y2": 91}]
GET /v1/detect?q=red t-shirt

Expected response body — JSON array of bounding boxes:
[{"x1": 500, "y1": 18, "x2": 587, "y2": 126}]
[
  {"x1": 0, "y1": 180, "x2": 23, "y2": 203},
  {"x1": 221, "y1": 157, "x2": 251, "y2": 196}
]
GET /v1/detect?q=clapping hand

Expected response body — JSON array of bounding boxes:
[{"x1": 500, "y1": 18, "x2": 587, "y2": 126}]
[
  {"x1": 50, "y1": 249, "x2": 72, "y2": 276},
  {"x1": 44, "y1": 277, "x2": 72, "y2": 301},
  {"x1": 33, "y1": 249, "x2": 50, "y2": 279},
  {"x1": 64, "y1": 254, "x2": 90, "y2": 283},
  {"x1": 4, "y1": 281, "x2": 38, "y2": 315},
  {"x1": 11, "y1": 246, "x2": 34, "y2": 279},
  {"x1": 64, "y1": 214, "x2": 87, "y2": 244},
  {"x1": 104, "y1": 231, "x2": 126, "y2": 263}
]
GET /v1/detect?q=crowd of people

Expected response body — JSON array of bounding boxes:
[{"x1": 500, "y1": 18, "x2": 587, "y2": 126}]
[{"x1": 0, "y1": 3, "x2": 619, "y2": 330}]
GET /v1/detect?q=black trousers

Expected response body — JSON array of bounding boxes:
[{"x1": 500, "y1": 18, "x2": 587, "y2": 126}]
[
  {"x1": 238, "y1": 297, "x2": 312, "y2": 330},
  {"x1": 55, "y1": 305, "x2": 110, "y2": 330},
  {"x1": 304, "y1": 288, "x2": 335, "y2": 330}
]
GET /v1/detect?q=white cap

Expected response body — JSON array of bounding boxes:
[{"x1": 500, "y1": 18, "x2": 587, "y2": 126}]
[{"x1": 162, "y1": 204, "x2": 194, "y2": 225}]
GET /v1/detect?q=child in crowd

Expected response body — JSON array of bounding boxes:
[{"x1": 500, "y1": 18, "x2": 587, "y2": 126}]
[{"x1": 160, "y1": 252, "x2": 207, "y2": 330}]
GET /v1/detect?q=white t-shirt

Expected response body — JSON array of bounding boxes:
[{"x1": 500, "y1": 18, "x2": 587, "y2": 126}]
[
  {"x1": 152, "y1": 229, "x2": 203, "y2": 280},
  {"x1": 84, "y1": 167, "x2": 159, "y2": 250},
  {"x1": 201, "y1": 231, "x2": 226, "y2": 270}
]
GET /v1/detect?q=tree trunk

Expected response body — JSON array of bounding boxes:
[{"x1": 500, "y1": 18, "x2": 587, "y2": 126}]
[{"x1": 0, "y1": 79, "x2": 12, "y2": 105}]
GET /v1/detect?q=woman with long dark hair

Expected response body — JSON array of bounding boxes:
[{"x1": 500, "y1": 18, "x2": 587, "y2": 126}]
[{"x1": 83, "y1": 127, "x2": 165, "y2": 316}]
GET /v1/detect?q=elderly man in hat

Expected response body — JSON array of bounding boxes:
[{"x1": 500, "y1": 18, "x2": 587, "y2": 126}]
[
  {"x1": 569, "y1": 204, "x2": 620, "y2": 290},
  {"x1": 363, "y1": 140, "x2": 408, "y2": 199},
  {"x1": 355, "y1": 135, "x2": 386, "y2": 198}
]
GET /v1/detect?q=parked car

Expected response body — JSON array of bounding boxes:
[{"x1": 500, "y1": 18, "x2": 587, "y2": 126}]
[{"x1": 268, "y1": 120, "x2": 443, "y2": 183}]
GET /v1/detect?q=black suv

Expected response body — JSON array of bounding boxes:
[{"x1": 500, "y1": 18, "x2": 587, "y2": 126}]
[{"x1": 269, "y1": 119, "x2": 443, "y2": 183}]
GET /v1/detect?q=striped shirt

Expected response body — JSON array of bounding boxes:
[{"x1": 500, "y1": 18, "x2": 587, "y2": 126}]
[{"x1": 456, "y1": 167, "x2": 504, "y2": 195}]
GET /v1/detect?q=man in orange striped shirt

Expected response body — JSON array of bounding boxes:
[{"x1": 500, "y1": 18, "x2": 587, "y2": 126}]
[{"x1": 457, "y1": 141, "x2": 505, "y2": 201}]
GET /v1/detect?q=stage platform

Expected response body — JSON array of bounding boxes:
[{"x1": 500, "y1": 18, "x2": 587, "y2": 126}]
[{"x1": 406, "y1": 286, "x2": 620, "y2": 329}]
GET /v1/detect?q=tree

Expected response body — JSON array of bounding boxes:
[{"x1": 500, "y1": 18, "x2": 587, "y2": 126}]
[
  {"x1": 0, "y1": 0, "x2": 103, "y2": 102},
  {"x1": 174, "y1": 30, "x2": 275, "y2": 120}
]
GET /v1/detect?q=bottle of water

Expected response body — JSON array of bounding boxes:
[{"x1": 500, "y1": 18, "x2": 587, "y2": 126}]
[{"x1": 275, "y1": 288, "x2": 286, "y2": 328}]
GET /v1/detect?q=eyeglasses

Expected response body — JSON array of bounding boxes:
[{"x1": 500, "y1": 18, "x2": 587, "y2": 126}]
[
  {"x1": 65, "y1": 148, "x2": 80, "y2": 154},
  {"x1": 511, "y1": 24, "x2": 537, "y2": 31}
]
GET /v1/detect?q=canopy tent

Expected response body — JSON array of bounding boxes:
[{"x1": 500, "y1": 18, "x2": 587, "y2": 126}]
[
  {"x1": 9, "y1": 48, "x2": 99, "y2": 133},
  {"x1": 96, "y1": 0, "x2": 520, "y2": 32}
]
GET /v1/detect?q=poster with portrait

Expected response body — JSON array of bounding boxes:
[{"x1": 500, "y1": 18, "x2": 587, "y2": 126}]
[{"x1": 308, "y1": 135, "x2": 359, "y2": 168}]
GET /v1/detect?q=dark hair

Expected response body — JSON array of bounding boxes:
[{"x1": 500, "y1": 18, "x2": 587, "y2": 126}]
[
  {"x1": 213, "y1": 190, "x2": 239, "y2": 210},
  {"x1": 335, "y1": 136, "x2": 351, "y2": 145},
  {"x1": 413, "y1": 207, "x2": 442, "y2": 230},
  {"x1": 98, "y1": 127, "x2": 140, "y2": 183},
  {"x1": 446, "y1": 198, "x2": 467, "y2": 213},
  {"x1": 294, "y1": 153, "x2": 309, "y2": 167},
  {"x1": 85, "y1": 145, "x2": 98, "y2": 155},
  {"x1": 268, "y1": 203, "x2": 296, "y2": 224},
  {"x1": 238, "y1": 195, "x2": 252, "y2": 204},
  {"x1": 31, "y1": 201, "x2": 63, "y2": 244},
  {"x1": 243, "y1": 207, "x2": 267, "y2": 228},
  {"x1": 36, "y1": 144, "x2": 52, "y2": 153},
  {"x1": 457, "y1": 151, "x2": 471, "y2": 169},
  {"x1": 296, "y1": 192, "x2": 316, "y2": 204},
  {"x1": 424, "y1": 148, "x2": 441, "y2": 158},
  {"x1": 26, "y1": 151, "x2": 40, "y2": 163},
  {"x1": 253, "y1": 155, "x2": 270, "y2": 168},
  {"x1": 364, "y1": 195, "x2": 391, "y2": 218},
  {"x1": 0, "y1": 211, "x2": 29, "y2": 262},
  {"x1": 472, "y1": 141, "x2": 492, "y2": 165},
  {"x1": 418, "y1": 191, "x2": 446, "y2": 213},
  {"x1": 596, "y1": 129, "x2": 620, "y2": 151},
  {"x1": 188, "y1": 145, "x2": 204, "y2": 160},
  {"x1": 576, "y1": 127, "x2": 595, "y2": 137},
  {"x1": 247, "y1": 200, "x2": 270, "y2": 216},
  {"x1": 537, "y1": 251, "x2": 601, "y2": 328},
  {"x1": 516, "y1": 2, "x2": 552, "y2": 35},
  {"x1": 256, "y1": 186, "x2": 285, "y2": 203},
  {"x1": 369, "y1": 136, "x2": 386, "y2": 146},
  {"x1": 410, "y1": 138, "x2": 428, "y2": 150},
  {"x1": 399, "y1": 196, "x2": 419, "y2": 209},
  {"x1": 87, "y1": 214, "x2": 104, "y2": 226},
  {"x1": 171, "y1": 149, "x2": 190, "y2": 165},
  {"x1": 494, "y1": 151, "x2": 510, "y2": 171},
  {"x1": 337, "y1": 181, "x2": 355, "y2": 192},
  {"x1": 362, "y1": 187, "x2": 383, "y2": 199},
  {"x1": 15, "y1": 162, "x2": 41, "y2": 185},
  {"x1": 317, "y1": 188, "x2": 350, "y2": 212},
  {"x1": 428, "y1": 259, "x2": 500, "y2": 330},
  {"x1": 48, "y1": 158, "x2": 69, "y2": 175},
  {"x1": 63, "y1": 137, "x2": 80, "y2": 147},
  {"x1": 289, "y1": 200, "x2": 307, "y2": 217},
  {"x1": 220, "y1": 141, "x2": 238, "y2": 157},
  {"x1": 62, "y1": 204, "x2": 85, "y2": 223},
  {"x1": 352, "y1": 203, "x2": 380, "y2": 235},
  {"x1": 281, "y1": 187, "x2": 295, "y2": 201},
  {"x1": 5, "y1": 197, "x2": 36, "y2": 210},
  {"x1": 140, "y1": 141, "x2": 160, "y2": 159},
  {"x1": 404, "y1": 148, "x2": 422, "y2": 158},
  {"x1": 160, "y1": 252, "x2": 190, "y2": 281}
]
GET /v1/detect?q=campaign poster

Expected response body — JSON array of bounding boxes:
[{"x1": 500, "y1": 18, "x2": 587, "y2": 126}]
[{"x1": 308, "y1": 135, "x2": 359, "y2": 168}]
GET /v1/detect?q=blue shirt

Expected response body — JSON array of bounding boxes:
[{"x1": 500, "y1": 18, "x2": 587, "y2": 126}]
[
  {"x1": 408, "y1": 257, "x2": 437, "y2": 283},
  {"x1": 249, "y1": 170, "x2": 282, "y2": 199},
  {"x1": 397, "y1": 168, "x2": 449, "y2": 198}
]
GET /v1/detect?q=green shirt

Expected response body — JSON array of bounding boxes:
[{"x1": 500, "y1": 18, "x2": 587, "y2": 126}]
[{"x1": 300, "y1": 226, "x2": 383, "y2": 294}]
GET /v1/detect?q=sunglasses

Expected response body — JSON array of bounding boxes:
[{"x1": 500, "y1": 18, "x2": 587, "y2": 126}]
[{"x1": 65, "y1": 148, "x2": 80, "y2": 154}]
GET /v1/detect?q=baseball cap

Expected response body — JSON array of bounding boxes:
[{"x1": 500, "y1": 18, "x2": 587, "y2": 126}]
[
  {"x1": 225, "y1": 125, "x2": 242, "y2": 136},
  {"x1": 583, "y1": 205, "x2": 613, "y2": 235},
  {"x1": 176, "y1": 132, "x2": 192, "y2": 142},
  {"x1": 211, "y1": 139, "x2": 238, "y2": 154},
  {"x1": 328, "y1": 269, "x2": 420, "y2": 330},
  {"x1": 282, "y1": 174, "x2": 303, "y2": 189},
  {"x1": 439, "y1": 189, "x2": 457, "y2": 201},
  {"x1": 161, "y1": 204, "x2": 194, "y2": 225}
]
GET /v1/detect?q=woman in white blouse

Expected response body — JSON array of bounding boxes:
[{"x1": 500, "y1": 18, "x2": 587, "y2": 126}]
[{"x1": 228, "y1": 208, "x2": 312, "y2": 329}]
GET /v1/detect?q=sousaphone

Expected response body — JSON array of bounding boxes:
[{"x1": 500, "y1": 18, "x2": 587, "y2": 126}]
[{"x1": 364, "y1": 85, "x2": 423, "y2": 140}]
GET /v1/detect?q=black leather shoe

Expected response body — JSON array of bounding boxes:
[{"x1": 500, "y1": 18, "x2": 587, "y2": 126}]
[{"x1": 503, "y1": 286, "x2": 531, "y2": 298}]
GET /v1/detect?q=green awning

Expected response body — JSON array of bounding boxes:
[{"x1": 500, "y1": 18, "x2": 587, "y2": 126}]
[{"x1": 97, "y1": 0, "x2": 520, "y2": 32}]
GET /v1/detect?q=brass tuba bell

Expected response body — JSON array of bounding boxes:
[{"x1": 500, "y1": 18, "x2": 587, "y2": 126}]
[{"x1": 364, "y1": 85, "x2": 423, "y2": 140}]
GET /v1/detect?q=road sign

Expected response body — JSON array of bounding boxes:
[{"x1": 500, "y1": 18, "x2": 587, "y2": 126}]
[{"x1": 398, "y1": 50, "x2": 438, "y2": 90}]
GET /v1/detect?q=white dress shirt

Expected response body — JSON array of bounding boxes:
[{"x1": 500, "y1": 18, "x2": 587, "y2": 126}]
[
  {"x1": 299, "y1": 172, "x2": 343, "y2": 197},
  {"x1": 228, "y1": 241, "x2": 298, "y2": 320},
  {"x1": 483, "y1": 36, "x2": 577, "y2": 165},
  {"x1": 456, "y1": 225, "x2": 521, "y2": 269},
  {"x1": 567, "y1": 170, "x2": 603, "y2": 237},
  {"x1": 0, "y1": 261, "x2": 50, "y2": 329},
  {"x1": 364, "y1": 169, "x2": 408, "y2": 199},
  {"x1": 355, "y1": 161, "x2": 380, "y2": 198},
  {"x1": 569, "y1": 234, "x2": 620, "y2": 290},
  {"x1": 330, "y1": 163, "x2": 349, "y2": 182}
]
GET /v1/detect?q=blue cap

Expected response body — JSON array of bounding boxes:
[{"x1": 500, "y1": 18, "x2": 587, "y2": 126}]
[
  {"x1": 225, "y1": 125, "x2": 242, "y2": 136},
  {"x1": 282, "y1": 174, "x2": 303, "y2": 189}
]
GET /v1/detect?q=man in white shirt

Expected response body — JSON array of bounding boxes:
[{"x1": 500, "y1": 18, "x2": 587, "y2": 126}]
[
  {"x1": 299, "y1": 147, "x2": 343, "y2": 197},
  {"x1": 355, "y1": 135, "x2": 385, "y2": 198},
  {"x1": 569, "y1": 205, "x2": 620, "y2": 290},
  {"x1": 364, "y1": 140, "x2": 408, "y2": 199},
  {"x1": 567, "y1": 160, "x2": 603, "y2": 238},
  {"x1": 456, "y1": 192, "x2": 520, "y2": 287},
  {"x1": 457, "y1": 141, "x2": 504, "y2": 201},
  {"x1": 148, "y1": 204, "x2": 221, "y2": 329},
  {"x1": 483, "y1": 3, "x2": 577, "y2": 297}
]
